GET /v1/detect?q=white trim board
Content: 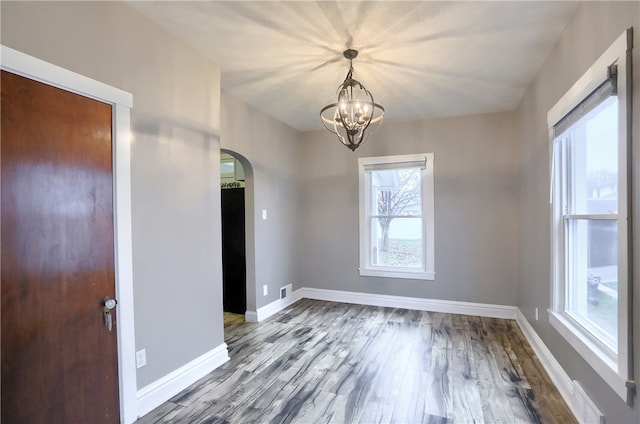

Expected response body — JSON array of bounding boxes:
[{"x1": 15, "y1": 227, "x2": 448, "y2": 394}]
[
  {"x1": 137, "y1": 343, "x2": 230, "y2": 418},
  {"x1": 516, "y1": 310, "x2": 603, "y2": 424},
  {"x1": 246, "y1": 287, "x2": 516, "y2": 323},
  {"x1": 299, "y1": 287, "x2": 517, "y2": 319},
  {"x1": 547, "y1": 30, "x2": 629, "y2": 128},
  {"x1": 1, "y1": 45, "x2": 137, "y2": 424},
  {"x1": 245, "y1": 290, "x2": 303, "y2": 323},
  {"x1": 245, "y1": 311, "x2": 259, "y2": 323},
  {"x1": 1, "y1": 45, "x2": 132, "y2": 107}
]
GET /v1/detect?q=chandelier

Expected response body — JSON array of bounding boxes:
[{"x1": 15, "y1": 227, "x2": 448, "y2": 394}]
[{"x1": 320, "y1": 49, "x2": 384, "y2": 151}]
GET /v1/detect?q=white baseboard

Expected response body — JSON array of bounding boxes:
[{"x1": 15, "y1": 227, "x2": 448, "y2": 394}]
[
  {"x1": 136, "y1": 343, "x2": 229, "y2": 418},
  {"x1": 247, "y1": 287, "x2": 516, "y2": 323},
  {"x1": 515, "y1": 310, "x2": 574, "y2": 408},
  {"x1": 515, "y1": 310, "x2": 603, "y2": 424},
  {"x1": 245, "y1": 310, "x2": 258, "y2": 323},
  {"x1": 298, "y1": 287, "x2": 517, "y2": 319},
  {"x1": 250, "y1": 290, "x2": 303, "y2": 322},
  {"x1": 572, "y1": 380, "x2": 605, "y2": 424}
]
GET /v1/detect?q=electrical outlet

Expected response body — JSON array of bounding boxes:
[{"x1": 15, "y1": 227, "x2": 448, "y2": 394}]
[
  {"x1": 136, "y1": 349, "x2": 147, "y2": 369},
  {"x1": 535, "y1": 307, "x2": 539, "y2": 321},
  {"x1": 263, "y1": 284, "x2": 268, "y2": 296}
]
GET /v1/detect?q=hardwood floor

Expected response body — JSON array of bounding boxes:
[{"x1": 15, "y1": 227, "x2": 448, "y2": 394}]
[
  {"x1": 137, "y1": 299, "x2": 575, "y2": 424},
  {"x1": 224, "y1": 312, "x2": 245, "y2": 328}
]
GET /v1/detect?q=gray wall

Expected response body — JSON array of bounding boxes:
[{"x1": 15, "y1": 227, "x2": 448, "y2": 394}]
[
  {"x1": 299, "y1": 112, "x2": 520, "y2": 306},
  {"x1": 517, "y1": 2, "x2": 640, "y2": 422},
  {"x1": 1, "y1": 1, "x2": 224, "y2": 388},
  {"x1": 220, "y1": 92, "x2": 302, "y2": 310},
  {"x1": 4, "y1": 2, "x2": 639, "y2": 421}
]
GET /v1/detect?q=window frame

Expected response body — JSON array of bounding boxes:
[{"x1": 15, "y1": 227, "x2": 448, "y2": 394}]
[
  {"x1": 547, "y1": 29, "x2": 632, "y2": 402},
  {"x1": 358, "y1": 153, "x2": 435, "y2": 280}
]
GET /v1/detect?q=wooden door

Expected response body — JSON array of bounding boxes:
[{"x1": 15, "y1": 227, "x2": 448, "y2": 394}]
[
  {"x1": 221, "y1": 188, "x2": 247, "y2": 315},
  {"x1": 1, "y1": 71, "x2": 120, "y2": 423}
]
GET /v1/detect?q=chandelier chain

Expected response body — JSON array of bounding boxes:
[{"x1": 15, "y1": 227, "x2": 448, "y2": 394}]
[{"x1": 343, "y1": 60, "x2": 354, "y2": 85}]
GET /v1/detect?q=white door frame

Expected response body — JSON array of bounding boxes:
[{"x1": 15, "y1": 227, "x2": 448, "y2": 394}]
[{"x1": 1, "y1": 45, "x2": 138, "y2": 424}]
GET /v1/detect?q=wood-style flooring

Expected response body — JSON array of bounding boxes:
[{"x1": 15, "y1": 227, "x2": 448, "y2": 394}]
[
  {"x1": 224, "y1": 312, "x2": 245, "y2": 328},
  {"x1": 137, "y1": 299, "x2": 576, "y2": 424}
]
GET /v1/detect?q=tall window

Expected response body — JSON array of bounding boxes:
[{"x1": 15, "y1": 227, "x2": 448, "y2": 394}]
[
  {"x1": 548, "y1": 29, "x2": 632, "y2": 401},
  {"x1": 358, "y1": 153, "x2": 435, "y2": 280}
]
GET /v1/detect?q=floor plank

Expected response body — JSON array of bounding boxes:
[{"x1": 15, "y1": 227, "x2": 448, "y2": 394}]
[
  {"x1": 224, "y1": 312, "x2": 245, "y2": 328},
  {"x1": 137, "y1": 299, "x2": 576, "y2": 424}
]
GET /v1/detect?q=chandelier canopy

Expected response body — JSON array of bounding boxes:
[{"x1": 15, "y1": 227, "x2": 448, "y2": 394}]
[{"x1": 320, "y1": 49, "x2": 384, "y2": 151}]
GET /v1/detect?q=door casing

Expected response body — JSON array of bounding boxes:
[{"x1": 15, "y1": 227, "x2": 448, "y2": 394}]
[{"x1": 0, "y1": 45, "x2": 137, "y2": 424}]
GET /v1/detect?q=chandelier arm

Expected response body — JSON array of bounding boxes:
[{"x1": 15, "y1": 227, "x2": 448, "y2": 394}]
[
  {"x1": 320, "y1": 103, "x2": 340, "y2": 135},
  {"x1": 354, "y1": 88, "x2": 375, "y2": 134}
]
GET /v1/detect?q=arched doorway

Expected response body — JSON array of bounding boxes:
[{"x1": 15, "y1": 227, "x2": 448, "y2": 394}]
[{"x1": 220, "y1": 150, "x2": 255, "y2": 327}]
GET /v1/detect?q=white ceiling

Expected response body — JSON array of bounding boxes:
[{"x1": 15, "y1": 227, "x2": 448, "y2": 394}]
[{"x1": 127, "y1": 1, "x2": 578, "y2": 132}]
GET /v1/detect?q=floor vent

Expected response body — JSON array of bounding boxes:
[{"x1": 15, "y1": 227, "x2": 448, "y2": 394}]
[{"x1": 279, "y1": 284, "x2": 292, "y2": 300}]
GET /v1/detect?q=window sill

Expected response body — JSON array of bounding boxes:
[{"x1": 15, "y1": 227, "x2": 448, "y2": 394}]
[
  {"x1": 359, "y1": 269, "x2": 435, "y2": 281},
  {"x1": 548, "y1": 310, "x2": 627, "y2": 400}
]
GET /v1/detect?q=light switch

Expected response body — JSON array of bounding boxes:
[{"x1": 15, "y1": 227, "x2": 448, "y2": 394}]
[
  {"x1": 136, "y1": 349, "x2": 147, "y2": 369},
  {"x1": 262, "y1": 209, "x2": 267, "y2": 220}
]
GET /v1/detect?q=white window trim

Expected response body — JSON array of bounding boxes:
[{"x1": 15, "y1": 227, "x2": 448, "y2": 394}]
[
  {"x1": 547, "y1": 29, "x2": 632, "y2": 402},
  {"x1": 358, "y1": 153, "x2": 435, "y2": 280}
]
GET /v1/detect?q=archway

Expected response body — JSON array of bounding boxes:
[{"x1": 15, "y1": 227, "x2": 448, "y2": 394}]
[{"x1": 220, "y1": 149, "x2": 256, "y2": 326}]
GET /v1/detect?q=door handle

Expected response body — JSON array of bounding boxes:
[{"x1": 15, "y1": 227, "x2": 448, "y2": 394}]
[{"x1": 101, "y1": 296, "x2": 117, "y2": 332}]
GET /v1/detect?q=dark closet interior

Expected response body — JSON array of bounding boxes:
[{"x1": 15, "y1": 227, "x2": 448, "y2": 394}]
[{"x1": 221, "y1": 187, "x2": 246, "y2": 314}]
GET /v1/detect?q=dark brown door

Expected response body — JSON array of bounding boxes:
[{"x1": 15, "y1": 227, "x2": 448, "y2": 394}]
[
  {"x1": 221, "y1": 188, "x2": 246, "y2": 314},
  {"x1": 1, "y1": 71, "x2": 120, "y2": 423}
]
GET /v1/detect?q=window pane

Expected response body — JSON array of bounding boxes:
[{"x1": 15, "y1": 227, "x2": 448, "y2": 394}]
[
  {"x1": 220, "y1": 159, "x2": 235, "y2": 178},
  {"x1": 370, "y1": 217, "x2": 422, "y2": 268},
  {"x1": 370, "y1": 168, "x2": 422, "y2": 216},
  {"x1": 566, "y1": 97, "x2": 618, "y2": 214},
  {"x1": 566, "y1": 219, "x2": 618, "y2": 347}
]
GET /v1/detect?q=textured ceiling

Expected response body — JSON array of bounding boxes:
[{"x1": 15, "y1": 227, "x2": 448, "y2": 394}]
[{"x1": 127, "y1": 1, "x2": 578, "y2": 132}]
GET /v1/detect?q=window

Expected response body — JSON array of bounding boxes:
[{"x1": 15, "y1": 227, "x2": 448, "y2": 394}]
[
  {"x1": 548, "y1": 29, "x2": 632, "y2": 401},
  {"x1": 358, "y1": 153, "x2": 435, "y2": 280}
]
